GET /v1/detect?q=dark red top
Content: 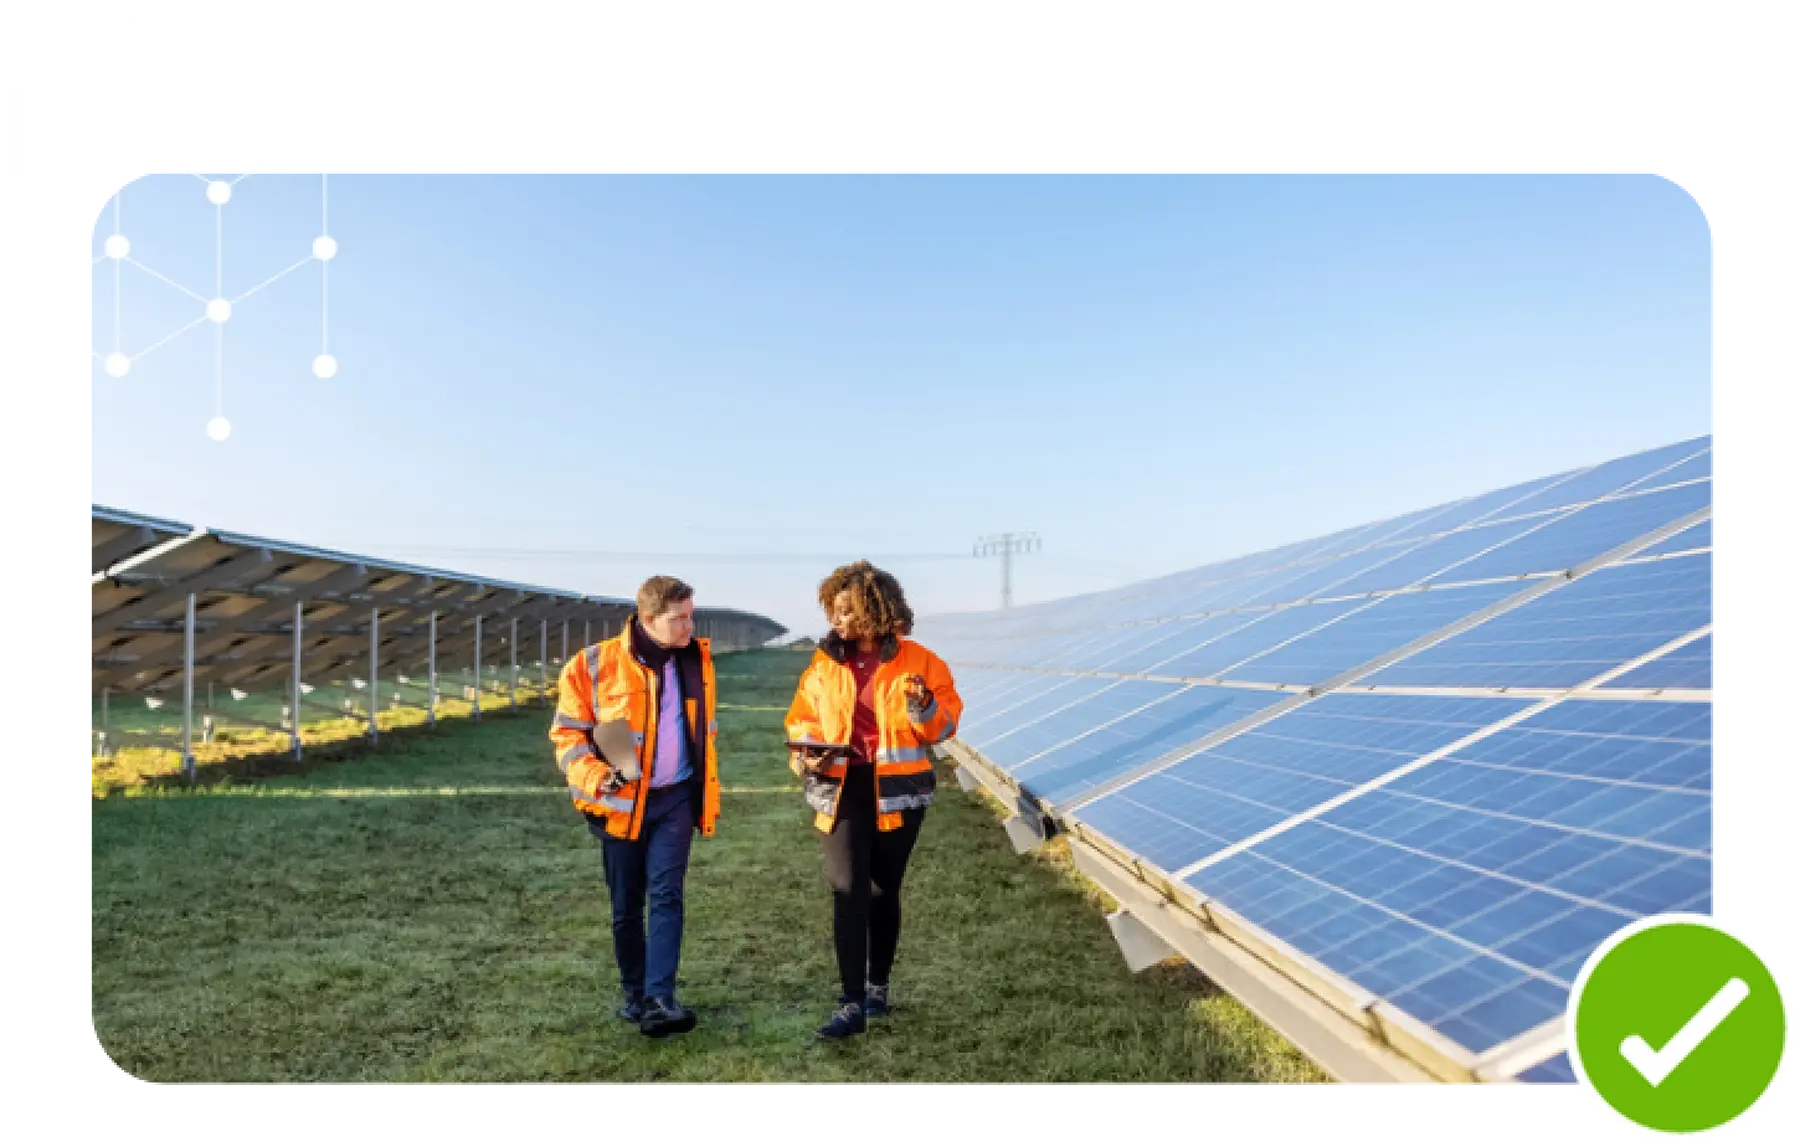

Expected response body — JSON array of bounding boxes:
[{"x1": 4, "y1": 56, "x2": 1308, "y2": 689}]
[{"x1": 847, "y1": 645, "x2": 882, "y2": 765}]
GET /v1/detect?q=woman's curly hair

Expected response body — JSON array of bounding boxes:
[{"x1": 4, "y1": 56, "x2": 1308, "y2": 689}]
[{"x1": 818, "y1": 560, "x2": 915, "y2": 638}]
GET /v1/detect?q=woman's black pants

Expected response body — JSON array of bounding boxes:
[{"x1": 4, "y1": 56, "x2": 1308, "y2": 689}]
[{"x1": 819, "y1": 763, "x2": 925, "y2": 1004}]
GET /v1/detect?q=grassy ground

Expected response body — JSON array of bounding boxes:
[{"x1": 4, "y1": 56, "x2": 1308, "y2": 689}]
[{"x1": 92, "y1": 646, "x2": 1327, "y2": 1082}]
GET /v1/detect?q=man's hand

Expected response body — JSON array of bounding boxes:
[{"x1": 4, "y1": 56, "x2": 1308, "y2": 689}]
[
  {"x1": 599, "y1": 758, "x2": 641, "y2": 794},
  {"x1": 903, "y1": 673, "x2": 934, "y2": 711}
]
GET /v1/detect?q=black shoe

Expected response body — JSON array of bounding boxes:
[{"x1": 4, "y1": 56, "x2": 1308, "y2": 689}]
[
  {"x1": 617, "y1": 995, "x2": 645, "y2": 1024},
  {"x1": 640, "y1": 995, "x2": 697, "y2": 1038},
  {"x1": 864, "y1": 983, "x2": 891, "y2": 1020},
  {"x1": 816, "y1": 1000, "x2": 866, "y2": 1040}
]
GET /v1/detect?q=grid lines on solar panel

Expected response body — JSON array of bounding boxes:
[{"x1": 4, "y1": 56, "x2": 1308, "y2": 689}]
[
  {"x1": 971, "y1": 678, "x2": 1181, "y2": 770},
  {"x1": 1237, "y1": 541, "x2": 1422, "y2": 607},
  {"x1": 1225, "y1": 580, "x2": 1522, "y2": 686},
  {"x1": 953, "y1": 667, "x2": 1065, "y2": 714},
  {"x1": 1011, "y1": 684, "x2": 1289, "y2": 806},
  {"x1": 1604, "y1": 633, "x2": 1711, "y2": 690},
  {"x1": 1427, "y1": 480, "x2": 1710, "y2": 584},
  {"x1": 1160, "y1": 700, "x2": 1713, "y2": 1052},
  {"x1": 1393, "y1": 473, "x2": 1572, "y2": 537},
  {"x1": 954, "y1": 621, "x2": 1081, "y2": 666},
  {"x1": 1148, "y1": 598, "x2": 1370, "y2": 679},
  {"x1": 1484, "y1": 437, "x2": 1709, "y2": 519},
  {"x1": 1186, "y1": 844, "x2": 1580, "y2": 1053},
  {"x1": 1073, "y1": 693, "x2": 1534, "y2": 875},
  {"x1": 1038, "y1": 622, "x2": 1183, "y2": 671},
  {"x1": 1366, "y1": 551, "x2": 1709, "y2": 689},
  {"x1": 1632, "y1": 518, "x2": 1710, "y2": 558},
  {"x1": 1516, "y1": 1052, "x2": 1576, "y2": 1083},
  {"x1": 1318, "y1": 518, "x2": 1552, "y2": 599},
  {"x1": 1093, "y1": 613, "x2": 1268, "y2": 674},
  {"x1": 1626, "y1": 448, "x2": 1710, "y2": 490},
  {"x1": 1099, "y1": 694, "x2": 1708, "y2": 1054},
  {"x1": 955, "y1": 674, "x2": 1116, "y2": 744}
]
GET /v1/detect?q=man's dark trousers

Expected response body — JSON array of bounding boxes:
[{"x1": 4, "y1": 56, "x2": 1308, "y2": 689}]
[{"x1": 590, "y1": 780, "x2": 696, "y2": 1002}]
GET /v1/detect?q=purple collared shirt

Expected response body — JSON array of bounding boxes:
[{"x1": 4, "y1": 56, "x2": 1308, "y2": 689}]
[{"x1": 651, "y1": 657, "x2": 693, "y2": 788}]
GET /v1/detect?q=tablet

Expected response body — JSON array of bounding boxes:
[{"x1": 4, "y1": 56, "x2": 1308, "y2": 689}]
[{"x1": 785, "y1": 740, "x2": 855, "y2": 755}]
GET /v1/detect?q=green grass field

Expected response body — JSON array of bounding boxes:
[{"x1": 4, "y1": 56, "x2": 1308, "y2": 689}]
[{"x1": 92, "y1": 647, "x2": 1327, "y2": 1082}]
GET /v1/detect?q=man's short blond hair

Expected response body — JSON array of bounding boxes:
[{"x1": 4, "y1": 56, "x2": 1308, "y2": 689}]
[{"x1": 636, "y1": 575, "x2": 695, "y2": 621}]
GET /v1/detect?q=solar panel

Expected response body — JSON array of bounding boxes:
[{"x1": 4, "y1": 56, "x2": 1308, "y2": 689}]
[
  {"x1": 919, "y1": 435, "x2": 1711, "y2": 1083},
  {"x1": 1366, "y1": 553, "x2": 1709, "y2": 690},
  {"x1": 91, "y1": 506, "x2": 788, "y2": 774},
  {"x1": 1015, "y1": 684, "x2": 1285, "y2": 806}
]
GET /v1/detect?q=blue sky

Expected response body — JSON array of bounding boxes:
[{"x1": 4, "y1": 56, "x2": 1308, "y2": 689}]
[{"x1": 90, "y1": 176, "x2": 1709, "y2": 637}]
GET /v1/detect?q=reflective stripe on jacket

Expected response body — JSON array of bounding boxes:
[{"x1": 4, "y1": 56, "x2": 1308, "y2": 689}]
[
  {"x1": 784, "y1": 634, "x2": 962, "y2": 832},
  {"x1": 548, "y1": 621, "x2": 721, "y2": 840}
]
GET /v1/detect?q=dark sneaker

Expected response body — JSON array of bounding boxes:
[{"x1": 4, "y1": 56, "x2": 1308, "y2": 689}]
[
  {"x1": 617, "y1": 995, "x2": 645, "y2": 1024},
  {"x1": 864, "y1": 983, "x2": 891, "y2": 1020},
  {"x1": 816, "y1": 1000, "x2": 866, "y2": 1040},
  {"x1": 639, "y1": 995, "x2": 698, "y2": 1038}
]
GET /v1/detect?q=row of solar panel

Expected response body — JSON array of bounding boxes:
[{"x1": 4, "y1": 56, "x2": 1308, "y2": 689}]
[
  {"x1": 932, "y1": 437, "x2": 1709, "y2": 647},
  {"x1": 956, "y1": 673, "x2": 1711, "y2": 1066},
  {"x1": 914, "y1": 432, "x2": 1742, "y2": 1080},
  {"x1": 943, "y1": 547, "x2": 1709, "y2": 697},
  {"x1": 1079, "y1": 696, "x2": 1709, "y2": 1058},
  {"x1": 934, "y1": 488, "x2": 1708, "y2": 677},
  {"x1": 957, "y1": 641, "x2": 1713, "y2": 799},
  {"x1": 924, "y1": 438, "x2": 1713, "y2": 1080}
]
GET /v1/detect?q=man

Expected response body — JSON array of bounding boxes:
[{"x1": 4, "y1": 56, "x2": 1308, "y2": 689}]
[{"x1": 549, "y1": 576, "x2": 721, "y2": 1038}]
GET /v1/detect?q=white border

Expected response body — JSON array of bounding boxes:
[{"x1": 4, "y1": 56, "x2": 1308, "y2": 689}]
[{"x1": 13, "y1": 2, "x2": 1800, "y2": 1144}]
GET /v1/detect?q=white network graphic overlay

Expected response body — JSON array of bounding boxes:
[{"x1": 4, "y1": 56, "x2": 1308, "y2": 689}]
[{"x1": 92, "y1": 174, "x2": 339, "y2": 441}]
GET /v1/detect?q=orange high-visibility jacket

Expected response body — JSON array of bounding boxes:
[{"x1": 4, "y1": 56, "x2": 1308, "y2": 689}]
[
  {"x1": 549, "y1": 621, "x2": 720, "y2": 841},
  {"x1": 785, "y1": 634, "x2": 962, "y2": 832}
]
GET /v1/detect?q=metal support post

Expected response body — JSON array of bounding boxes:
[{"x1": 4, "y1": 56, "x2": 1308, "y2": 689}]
[
  {"x1": 368, "y1": 607, "x2": 380, "y2": 743},
  {"x1": 584, "y1": 619, "x2": 591, "y2": 649},
  {"x1": 473, "y1": 614, "x2": 483, "y2": 722},
  {"x1": 427, "y1": 610, "x2": 438, "y2": 729},
  {"x1": 561, "y1": 619, "x2": 569, "y2": 664},
  {"x1": 540, "y1": 618, "x2": 549, "y2": 705},
  {"x1": 181, "y1": 592, "x2": 196, "y2": 783},
  {"x1": 292, "y1": 600, "x2": 304, "y2": 760},
  {"x1": 510, "y1": 616, "x2": 519, "y2": 711}
]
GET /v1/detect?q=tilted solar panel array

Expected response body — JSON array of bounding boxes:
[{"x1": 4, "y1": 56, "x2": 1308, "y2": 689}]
[{"x1": 916, "y1": 436, "x2": 1711, "y2": 1083}]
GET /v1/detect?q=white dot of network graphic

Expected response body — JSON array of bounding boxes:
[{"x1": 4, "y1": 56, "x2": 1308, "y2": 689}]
[{"x1": 93, "y1": 174, "x2": 340, "y2": 441}]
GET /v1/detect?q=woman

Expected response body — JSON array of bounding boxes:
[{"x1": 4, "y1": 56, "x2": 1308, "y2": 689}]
[{"x1": 785, "y1": 561, "x2": 963, "y2": 1039}]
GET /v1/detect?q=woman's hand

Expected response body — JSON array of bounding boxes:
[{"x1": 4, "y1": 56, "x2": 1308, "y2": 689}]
[
  {"x1": 903, "y1": 673, "x2": 934, "y2": 711},
  {"x1": 793, "y1": 746, "x2": 840, "y2": 775}
]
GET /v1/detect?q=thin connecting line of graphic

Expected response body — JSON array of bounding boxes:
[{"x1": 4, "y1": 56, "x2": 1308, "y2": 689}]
[{"x1": 93, "y1": 174, "x2": 340, "y2": 438}]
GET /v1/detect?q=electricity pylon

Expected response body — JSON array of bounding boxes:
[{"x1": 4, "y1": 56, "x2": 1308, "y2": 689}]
[{"x1": 974, "y1": 532, "x2": 1040, "y2": 609}]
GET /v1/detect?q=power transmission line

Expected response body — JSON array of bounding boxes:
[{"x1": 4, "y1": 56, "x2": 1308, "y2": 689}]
[
  {"x1": 357, "y1": 545, "x2": 974, "y2": 566},
  {"x1": 974, "y1": 532, "x2": 1039, "y2": 608}
]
